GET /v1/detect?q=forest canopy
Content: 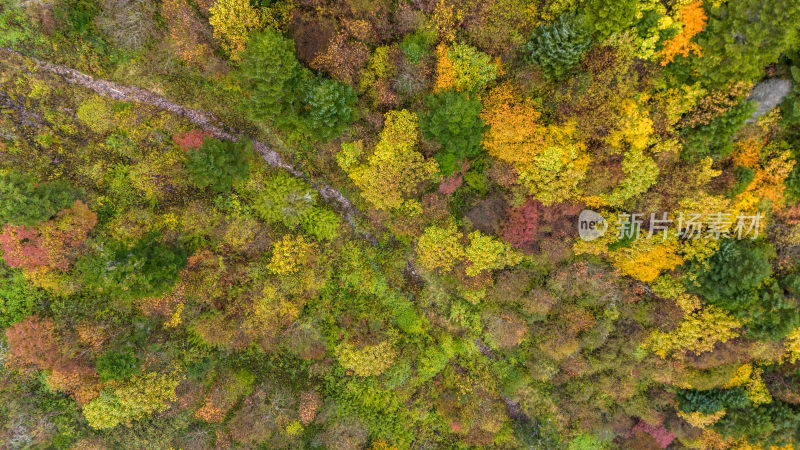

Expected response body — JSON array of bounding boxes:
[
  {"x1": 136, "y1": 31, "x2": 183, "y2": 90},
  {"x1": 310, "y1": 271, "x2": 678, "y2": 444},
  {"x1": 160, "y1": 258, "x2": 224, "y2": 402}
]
[{"x1": 1, "y1": 0, "x2": 800, "y2": 448}]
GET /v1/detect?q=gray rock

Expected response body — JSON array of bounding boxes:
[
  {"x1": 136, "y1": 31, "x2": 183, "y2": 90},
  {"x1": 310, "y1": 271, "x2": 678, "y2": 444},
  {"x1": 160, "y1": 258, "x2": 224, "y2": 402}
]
[{"x1": 746, "y1": 78, "x2": 793, "y2": 123}]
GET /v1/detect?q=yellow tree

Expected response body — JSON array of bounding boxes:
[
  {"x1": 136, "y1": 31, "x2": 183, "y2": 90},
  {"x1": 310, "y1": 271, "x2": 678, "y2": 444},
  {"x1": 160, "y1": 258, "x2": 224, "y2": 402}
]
[
  {"x1": 516, "y1": 123, "x2": 589, "y2": 205},
  {"x1": 335, "y1": 341, "x2": 397, "y2": 377},
  {"x1": 602, "y1": 98, "x2": 659, "y2": 206},
  {"x1": 267, "y1": 235, "x2": 317, "y2": 276},
  {"x1": 733, "y1": 137, "x2": 795, "y2": 212},
  {"x1": 646, "y1": 306, "x2": 741, "y2": 358},
  {"x1": 464, "y1": 231, "x2": 523, "y2": 277},
  {"x1": 345, "y1": 110, "x2": 439, "y2": 212},
  {"x1": 434, "y1": 44, "x2": 457, "y2": 92},
  {"x1": 610, "y1": 235, "x2": 683, "y2": 283},
  {"x1": 481, "y1": 84, "x2": 545, "y2": 167},
  {"x1": 440, "y1": 43, "x2": 499, "y2": 92},
  {"x1": 209, "y1": 0, "x2": 265, "y2": 59},
  {"x1": 785, "y1": 326, "x2": 800, "y2": 363},
  {"x1": 416, "y1": 224, "x2": 464, "y2": 273},
  {"x1": 482, "y1": 86, "x2": 588, "y2": 204},
  {"x1": 83, "y1": 371, "x2": 183, "y2": 429}
]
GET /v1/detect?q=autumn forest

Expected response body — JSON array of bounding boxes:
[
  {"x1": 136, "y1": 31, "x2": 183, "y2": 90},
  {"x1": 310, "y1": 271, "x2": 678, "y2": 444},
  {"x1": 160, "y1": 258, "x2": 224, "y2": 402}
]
[{"x1": 1, "y1": 0, "x2": 800, "y2": 448}]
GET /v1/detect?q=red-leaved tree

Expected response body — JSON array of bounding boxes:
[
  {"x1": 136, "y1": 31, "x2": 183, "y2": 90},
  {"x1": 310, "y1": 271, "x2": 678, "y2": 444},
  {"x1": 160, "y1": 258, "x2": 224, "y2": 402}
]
[{"x1": 0, "y1": 225, "x2": 49, "y2": 269}]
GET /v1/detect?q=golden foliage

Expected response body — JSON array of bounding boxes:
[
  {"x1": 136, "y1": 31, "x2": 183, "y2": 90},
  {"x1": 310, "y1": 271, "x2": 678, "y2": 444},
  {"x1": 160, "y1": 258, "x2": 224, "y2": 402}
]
[
  {"x1": 334, "y1": 341, "x2": 397, "y2": 377},
  {"x1": 516, "y1": 123, "x2": 590, "y2": 205},
  {"x1": 209, "y1": 0, "x2": 264, "y2": 59},
  {"x1": 481, "y1": 84, "x2": 545, "y2": 166},
  {"x1": 744, "y1": 368, "x2": 772, "y2": 405},
  {"x1": 162, "y1": 0, "x2": 215, "y2": 63},
  {"x1": 195, "y1": 397, "x2": 226, "y2": 422},
  {"x1": 733, "y1": 139, "x2": 795, "y2": 211},
  {"x1": 659, "y1": 1, "x2": 707, "y2": 65},
  {"x1": 611, "y1": 237, "x2": 683, "y2": 282},
  {"x1": 646, "y1": 306, "x2": 741, "y2": 358},
  {"x1": 165, "y1": 303, "x2": 184, "y2": 328},
  {"x1": 651, "y1": 275, "x2": 702, "y2": 312},
  {"x1": 785, "y1": 326, "x2": 800, "y2": 364},
  {"x1": 430, "y1": 0, "x2": 461, "y2": 43},
  {"x1": 434, "y1": 44, "x2": 456, "y2": 91},
  {"x1": 482, "y1": 86, "x2": 589, "y2": 203},
  {"x1": 606, "y1": 98, "x2": 654, "y2": 152},
  {"x1": 417, "y1": 224, "x2": 464, "y2": 273},
  {"x1": 678, "y1": 409, "x2": 726, "y2": 429},
  {"x1": 724, "y1": 363, "x2": 754, "y2": 388},
  {"x1": 346, "y1": 110, "x2": 438, "y2": 211},
  {"x1": 267, "y1": 235, "x2": 317, "y2": 276}
]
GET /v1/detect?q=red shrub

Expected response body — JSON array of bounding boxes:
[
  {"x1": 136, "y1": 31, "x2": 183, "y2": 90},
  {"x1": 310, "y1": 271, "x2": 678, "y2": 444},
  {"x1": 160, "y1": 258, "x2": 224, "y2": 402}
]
[
  {"x1": 776, "y1": 204, "x2": 800, "y2": 225},
  {"x1": 5, "y1": 316, "x2": 101, "y2": 404},
  {"x1": 5, "y1": 316, "x2": 59, "y2": 368},
  {"x1": 173, "y1": 129, "x2": 212, "y2": 152},
  {"x1": 439, "y1": 160, "x2": 470, "y2": 194},
  {"x1": 631, "y1": 420, "x2": 675, "y2": 449},
  {"x1": 502, "y1": 199, "x2": 583, "y2": 253},
  {"x1": 438, "y1": 173, "x2": 463, "y2": 195},
  {"x1": 0, "y1": 225, "x2": 49, "y2": 269},
  {"x1": 502, "y1": 198, "x2": 542, "y2": 248},
  {"x1": 0, "y1": 201, "x2": 96, "y2": 272}
]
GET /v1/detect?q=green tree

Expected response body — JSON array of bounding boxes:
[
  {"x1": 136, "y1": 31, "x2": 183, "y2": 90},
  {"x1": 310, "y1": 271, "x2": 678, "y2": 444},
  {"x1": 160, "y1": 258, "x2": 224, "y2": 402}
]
[
  {"x1": 692, "y1": 0, "x2": 800, "y2": 87},
  {"x1": 524, "y1": 12, "x2": 592, "y2": 79},
  {"x1": 300, "y1": 207, "x2": 340, "y2": 241},
  {"x1": 238, "y1": 29, "x2": 356, "y2": 141},
  {"x1": 77, "y1": 234, "x2": 186, "y2": 300},
  {"x1": 185, "y1": 137, "x2": 252, "y2": 193},
  {"x1": 688, "y1": 240, "x2": 773, "y2": 305},
  {"x1": 0, "y1": 171, "x2": 79, "y2": 226},
  {"x1": 681, "y1": 100, "x2": 756, "y2": 160},
  {"x1": 676, "y1": 387, "x2": 751, "y2": 415},
  {"x1": 399, "y1": 30, "x2": 435, "y2": 65},
  {"x1": 716, "y1": 402, "x2": 800, "y2": 448},
  {"x1": 237, "y1": 29, "x2": 307, "y2": 130},
  {"x1": 678, "y1": 387, "x2": 800, "y2": 448},
  {"x1": 585, "y1": 0, "x2": 637, "y2": 39},
  {"x1": 0, "y1": 267, "x2": 43, "y2": 328},
  {"x1": 303, "y1": 77, "x2": 356, "y2": 141},
  {"x1": 688, "y1": 240, "x2": 800, "y2": 339},
  {"x1": 417, "y1": 335, "x2": 456, "y2": 380},
  {"x1": 419, "y1": 90, "x2": 487, "y2": 175},
  {"x1": 251, "y1": 172, "x2": 317, "y2": 228},
  {"x1": 96, "y1": 348, "x2": 141, "y2": 382},
  {"x1": 746, "y1": 281, "x2": 800, "y2": 340}
]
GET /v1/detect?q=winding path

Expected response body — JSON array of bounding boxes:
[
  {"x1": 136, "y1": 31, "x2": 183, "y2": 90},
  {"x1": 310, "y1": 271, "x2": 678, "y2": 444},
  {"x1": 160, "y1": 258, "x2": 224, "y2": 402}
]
[
  {"x1": 1, "y1": 48, "x2": 542, "y2": 439},
  {"x1": 0, "y1": 48, "x2": 361, "y2": 230}
]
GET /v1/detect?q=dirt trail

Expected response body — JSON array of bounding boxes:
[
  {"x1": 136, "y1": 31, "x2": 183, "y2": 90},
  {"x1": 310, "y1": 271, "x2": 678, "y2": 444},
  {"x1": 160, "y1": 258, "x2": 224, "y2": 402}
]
[
  {"x1": 0, "y1": 48, "x2": 360, "y2": 230},
  {"x1": 2, "y1": 48, "x2": 544, "y2": 435}
]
